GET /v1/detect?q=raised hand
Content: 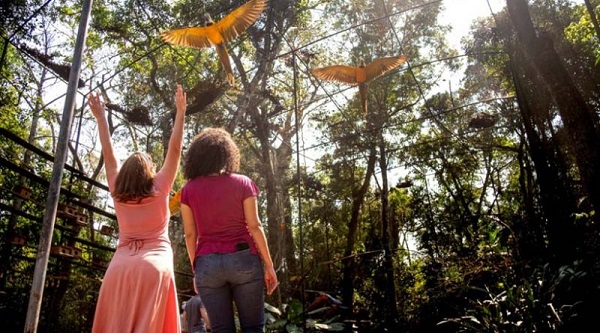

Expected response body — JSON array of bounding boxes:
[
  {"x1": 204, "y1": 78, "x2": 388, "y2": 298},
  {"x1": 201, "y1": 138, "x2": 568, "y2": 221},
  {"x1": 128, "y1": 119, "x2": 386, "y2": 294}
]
[
  {"x1": 175, "y1": 84, "x2": 187, "y2": 115},
  {"x1": 88, "y1": 92, "x2": 106, "y2": 120}
]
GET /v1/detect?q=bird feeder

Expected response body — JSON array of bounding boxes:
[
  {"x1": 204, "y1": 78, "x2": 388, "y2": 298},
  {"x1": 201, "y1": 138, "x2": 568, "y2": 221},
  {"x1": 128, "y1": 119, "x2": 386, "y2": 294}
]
[
  {"x1": 57, "y1": 203, "x2": 78, "y2": 218},
  {"x1": 92, "y1": 255, "x2": 109, "y2": 269},
  {"x1": 396, "y1": 180, "x2": 413, "y2": 188},
  {"x1": 14, "y1": 185, "x2": 32, "y2": 199},
  {"x1": 100, "y1": 225, "x2": 114, "y2": 236},
  {"x1": 7, "y1": 233, "x2": 27, "y2": 246},
  {"x1": 50, "y1": 245, "x2": 82, "y2": 260},
  {"x1": 468, "y1": 112, "x2": 497, "y2": 129},
  {"x1": 57, "y1": 204, "x2": 88, "y2": 227},
  {"x1": 70, "y1": 212, "x2": 88, "y2": 227}
]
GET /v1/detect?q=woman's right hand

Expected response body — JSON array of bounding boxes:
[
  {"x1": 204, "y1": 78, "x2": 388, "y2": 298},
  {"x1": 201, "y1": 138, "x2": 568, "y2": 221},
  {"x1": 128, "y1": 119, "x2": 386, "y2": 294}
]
[
  {"x1": 88, "y1": 92, "x2": 105, "y2": 120},
  {"x1": 264, "y1": 266, "x2": 278, "y2": 295}
]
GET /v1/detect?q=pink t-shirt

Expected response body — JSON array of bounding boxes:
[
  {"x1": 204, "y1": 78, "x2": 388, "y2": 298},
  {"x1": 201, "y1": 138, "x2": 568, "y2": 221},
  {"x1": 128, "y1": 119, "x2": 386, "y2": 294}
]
[{"x1": 181, "y1": 173, "x2": 259, "y2": 257}]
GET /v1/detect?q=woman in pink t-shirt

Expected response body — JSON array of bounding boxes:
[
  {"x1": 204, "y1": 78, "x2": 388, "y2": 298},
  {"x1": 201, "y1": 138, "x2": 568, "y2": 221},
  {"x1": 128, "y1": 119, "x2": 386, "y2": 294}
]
[
  {"x1": 180, "y1": 128, "x2": 278, "y2": 333},
  {"x1": 88, "y1": 85, "x2": 186, "y2": 333}
]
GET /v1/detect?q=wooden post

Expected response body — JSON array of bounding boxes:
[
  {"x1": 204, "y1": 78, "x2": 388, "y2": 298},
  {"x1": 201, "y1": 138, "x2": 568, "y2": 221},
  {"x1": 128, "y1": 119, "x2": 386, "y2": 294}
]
[{"x1": 23, "y1": 0, "x2": 94, "y2": 331}]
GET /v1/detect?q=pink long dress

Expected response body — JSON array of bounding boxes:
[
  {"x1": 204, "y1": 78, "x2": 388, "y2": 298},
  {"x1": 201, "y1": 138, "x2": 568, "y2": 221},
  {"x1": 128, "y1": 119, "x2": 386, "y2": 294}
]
[{"x1": 91, "y1": 170, "x2": 181, "y2": 333}]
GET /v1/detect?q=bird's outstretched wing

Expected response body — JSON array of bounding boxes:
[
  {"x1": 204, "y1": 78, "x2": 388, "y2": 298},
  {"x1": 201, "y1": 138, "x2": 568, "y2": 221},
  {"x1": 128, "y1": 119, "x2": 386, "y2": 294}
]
[
  {"x1": 311, "y1": 55, "x2": 406, "y2": 115},
  {"x1": 311, "y1": 65, "x2": 360, "y2": 85},
  {"x1": 160, "y1": 0, "x2": 267, "y2": 48},
  {"x1": 216, "y1": 0, "x2": 267, "y2": 42},
  {"x1": 160, "y1": 27, "x2": 214, "y2": 49},
  {"x1": 364, "y1": 55, "x2": 407, "y2": 82}
]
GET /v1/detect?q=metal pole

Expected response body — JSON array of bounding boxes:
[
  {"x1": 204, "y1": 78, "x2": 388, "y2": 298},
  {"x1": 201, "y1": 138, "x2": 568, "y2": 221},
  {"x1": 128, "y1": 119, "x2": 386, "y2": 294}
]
[
  {"x1": 23, "y1": 0, "x2": 93, "y2": 331},
  {"x1": 291, "y1": 40, "x2": 306, "y2": 333}
]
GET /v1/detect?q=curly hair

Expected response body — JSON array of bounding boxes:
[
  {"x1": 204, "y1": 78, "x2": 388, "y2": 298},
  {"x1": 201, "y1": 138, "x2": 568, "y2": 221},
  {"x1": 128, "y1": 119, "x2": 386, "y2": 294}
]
[
  {"x1": 183, "y1": 127, "x2": 240, "y2": 180},
  {"x1": 113, "y1": 152, "x2": 156, "y2": 202}
]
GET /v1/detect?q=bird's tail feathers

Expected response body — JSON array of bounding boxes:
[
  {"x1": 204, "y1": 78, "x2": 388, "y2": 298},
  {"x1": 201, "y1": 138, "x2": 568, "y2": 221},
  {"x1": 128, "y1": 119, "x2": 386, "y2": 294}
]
[{"x1": 216, "y1": 44, "x2": 236, "y2": 89}]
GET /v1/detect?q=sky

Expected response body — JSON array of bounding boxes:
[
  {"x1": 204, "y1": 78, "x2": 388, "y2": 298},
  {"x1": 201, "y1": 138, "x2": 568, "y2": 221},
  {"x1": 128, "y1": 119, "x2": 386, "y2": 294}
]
[
  {"x1": 432, "y1": 0, "x2": 508, "y2": 101},
  {"x1": 439, "y1": 0, "x2": 506, "y2": 49},
  {"x1": 440, "y1": 0, "x2": 585, "y2": 49}
]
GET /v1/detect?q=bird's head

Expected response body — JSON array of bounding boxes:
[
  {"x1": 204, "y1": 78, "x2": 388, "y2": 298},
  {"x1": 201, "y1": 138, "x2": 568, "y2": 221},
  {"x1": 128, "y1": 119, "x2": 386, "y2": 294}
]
[{"x1": 203, "y1": 13, "x2": 214, "y2": 25}]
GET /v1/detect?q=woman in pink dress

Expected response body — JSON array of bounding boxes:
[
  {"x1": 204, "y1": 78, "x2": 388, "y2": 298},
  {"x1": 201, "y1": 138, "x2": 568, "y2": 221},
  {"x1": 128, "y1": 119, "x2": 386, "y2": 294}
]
[{"x1": 88, "y1": 85, "x2": 187, "y2": 333}]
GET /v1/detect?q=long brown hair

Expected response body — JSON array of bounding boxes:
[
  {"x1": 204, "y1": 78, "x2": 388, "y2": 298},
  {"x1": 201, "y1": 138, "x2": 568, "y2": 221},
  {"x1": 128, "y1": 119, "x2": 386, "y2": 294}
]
[
  {"x1": 183, "y1": 128, "x2": 240, "y2": 180},
  {"x1": 113, "y1": 152, "x2": 156, "y2": 202}
]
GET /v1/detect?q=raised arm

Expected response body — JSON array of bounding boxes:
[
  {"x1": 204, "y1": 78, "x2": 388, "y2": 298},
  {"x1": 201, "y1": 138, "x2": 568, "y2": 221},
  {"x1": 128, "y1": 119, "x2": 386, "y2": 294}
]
[
  {"x1": 158, "y1": 84, "x2": 187, "y2": 184},
  {"x1": 88, "y1": 92, "x2": 118, "y2": 186},
  {"x1": 244, "y1": 196, "x2": 279, "y2": 295}
]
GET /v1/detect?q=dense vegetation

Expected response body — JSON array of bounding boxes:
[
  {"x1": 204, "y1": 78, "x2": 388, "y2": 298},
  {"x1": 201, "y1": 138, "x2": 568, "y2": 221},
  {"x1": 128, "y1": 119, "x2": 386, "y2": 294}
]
[{"x1": 1, "y1": 0, "x2": 599, "y2": 332}]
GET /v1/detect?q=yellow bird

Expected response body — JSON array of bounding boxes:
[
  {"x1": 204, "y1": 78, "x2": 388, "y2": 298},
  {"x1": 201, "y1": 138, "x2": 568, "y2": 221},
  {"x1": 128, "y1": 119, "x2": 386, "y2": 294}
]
[
  {"x1": 169, "y1": 190, "x2": 182, "y2": 216},
  {"x1": 160, "y1": 0, "x2": 267, "y2": 89},
  {"x1": 311, "y1": 55, "x2": 407, "y2": 115}
]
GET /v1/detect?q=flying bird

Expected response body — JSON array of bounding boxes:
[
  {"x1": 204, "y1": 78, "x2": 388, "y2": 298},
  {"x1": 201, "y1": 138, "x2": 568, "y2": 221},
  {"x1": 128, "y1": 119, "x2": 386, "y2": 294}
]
[
  {"x1": 311, "y1": 55, "x2": 407, "y2": 115},
  {"x1": 160, "y1": 0, "x2": 267, "y2": 88}
]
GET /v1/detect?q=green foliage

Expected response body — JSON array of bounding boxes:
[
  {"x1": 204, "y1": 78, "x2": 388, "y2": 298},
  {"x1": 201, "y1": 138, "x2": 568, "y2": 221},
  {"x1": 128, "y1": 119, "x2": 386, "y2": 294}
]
[
  {"x1": 1, "y1": 0, "x2": 600, "y2": 331},
  {"x1": 0, "y1": 45, "x2": 29, "y2": 136},
  {"x1": 265, "y1": 299, "x2": 345, "y2": 332},
  {"x1": 438, "y1": 261, "x2": 594, "y2": 332},
  {"x1": 564, "y1": 4, "x2": 600, "y2": 64}
]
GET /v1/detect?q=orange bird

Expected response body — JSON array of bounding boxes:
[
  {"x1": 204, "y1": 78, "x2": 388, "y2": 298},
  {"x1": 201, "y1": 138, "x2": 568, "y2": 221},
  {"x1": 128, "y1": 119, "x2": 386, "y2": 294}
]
[
  {"x1": 160, "y1": 0, "x2": 267, "y2": 88},
  {"x1": 169, "y1": 190, "x2": 182, "y2": 216},
  {"x1": 311, "y1": 55, "x2": 407, "y2": 115}
]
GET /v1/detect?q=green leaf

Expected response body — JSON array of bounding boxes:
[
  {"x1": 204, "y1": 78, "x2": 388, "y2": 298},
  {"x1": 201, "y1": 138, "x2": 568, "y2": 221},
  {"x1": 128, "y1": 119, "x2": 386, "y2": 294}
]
[{"x1": 265, "y1": 302, "x2": 282, "y2": 316}]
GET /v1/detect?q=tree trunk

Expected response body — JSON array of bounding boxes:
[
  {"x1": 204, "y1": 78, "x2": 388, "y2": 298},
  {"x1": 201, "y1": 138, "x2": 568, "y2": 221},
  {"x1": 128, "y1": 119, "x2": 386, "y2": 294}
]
[
  {"x1": 507, "y1": 0, "x2": 600, "y2": 216},
  {"x1": 340, "y1": 147, "x2": 377, "y2": 310},
  {"x1": 377, "y1": 132, "x2": 399, "y2": 329},
  {"x1": 258, "y1": 126, "x2": 285, "y2": 305},
  {"x1": 507, "y1": 40, "x2": 577, "y2": 261}
]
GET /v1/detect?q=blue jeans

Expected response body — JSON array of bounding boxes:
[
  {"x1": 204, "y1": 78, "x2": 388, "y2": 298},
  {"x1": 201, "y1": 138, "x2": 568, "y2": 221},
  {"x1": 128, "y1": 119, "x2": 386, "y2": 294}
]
[
  {"x1": 185, "y1": 295, "x2": 207, "y2": 333},
  {"x1": 195, "y1": 249, "x2": 265, "y2": 333}
]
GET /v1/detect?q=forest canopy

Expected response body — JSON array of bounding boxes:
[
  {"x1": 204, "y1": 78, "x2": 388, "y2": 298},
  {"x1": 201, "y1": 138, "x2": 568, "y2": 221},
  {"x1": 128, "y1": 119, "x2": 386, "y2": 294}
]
[{"x1": 1, "y1": 0, "x2": 599, "y2": 332}]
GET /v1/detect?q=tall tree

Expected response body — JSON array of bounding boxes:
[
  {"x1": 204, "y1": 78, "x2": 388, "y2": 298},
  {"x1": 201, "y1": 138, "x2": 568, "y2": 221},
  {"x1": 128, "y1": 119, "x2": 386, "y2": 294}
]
[{"x1": 507, "y1": 0, "x2": 600, "y2": 217}]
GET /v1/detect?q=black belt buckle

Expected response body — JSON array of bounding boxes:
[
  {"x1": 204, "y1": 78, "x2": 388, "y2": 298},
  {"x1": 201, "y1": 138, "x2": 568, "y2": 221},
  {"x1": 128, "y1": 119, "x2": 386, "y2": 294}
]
[{"x1": 235, "y1": 242, "x2": 249, "y2": 251}]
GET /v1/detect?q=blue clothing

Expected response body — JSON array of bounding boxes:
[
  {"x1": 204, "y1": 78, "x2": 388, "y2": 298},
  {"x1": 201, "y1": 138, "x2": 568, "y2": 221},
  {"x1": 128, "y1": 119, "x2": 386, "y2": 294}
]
[
  {"x1": 194, "y1": 249, "x2": 265, "y2": 332},
  {"x1": 184, "y1": 295, "x2": 207, "y2": 333}
]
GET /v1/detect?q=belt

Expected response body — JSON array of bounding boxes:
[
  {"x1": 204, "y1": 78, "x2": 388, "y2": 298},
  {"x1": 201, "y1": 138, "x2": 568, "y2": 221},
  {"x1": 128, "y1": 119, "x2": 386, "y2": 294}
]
[{"x1": 120, "y1": 239, "x2": 144, "y2": 256}]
